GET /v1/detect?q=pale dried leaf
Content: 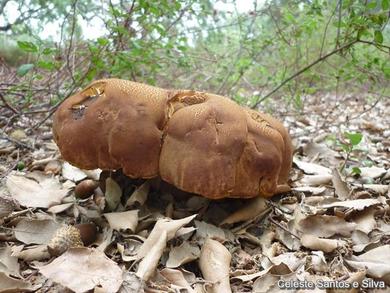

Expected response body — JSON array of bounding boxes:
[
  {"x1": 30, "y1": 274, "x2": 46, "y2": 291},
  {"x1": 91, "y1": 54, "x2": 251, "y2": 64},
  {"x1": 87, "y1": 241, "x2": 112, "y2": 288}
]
[
  {"x1": 62, "y1": 162, "x2": 87, "y2": 181},
  {"x1": 47, "y1": 202, "x2": 74, "y2": 214},
  {"x1": 105, "y1": 177, "x2": 122, "y2": 211},
  {"x1": 199, "y1": 238, "x2": 232, "y2": 293},
  {"x1": 119, "y1": 272, "x2": 144, "y2": 293},
  {"x1": 39, "y1": 247, "x2": 123, "y2": 293},
  {"x1": 104, "y1": 210, "x2": 138, "y2": 232},
  {"x1": 14, "y1": 218, "x2": 62, "y2": 244},
  {"x1": 300, "y1": 174, "x2": 332, "y2": 186},
  {"x1": 136, "y1": 230, "x2": 167, "y2": 281},
  {"x1": 15, "y1": 245, "x2": 50, "y2": 262},
  {"x1": 0, "y1": 195, "x2": 19, "y2": 218},
  {"x1": 293, "y1": 158, "x2": 331, "y2": 175},
  {"x1": 160, "y1": 268, "x2": 195, "y2": 293},
  {"x1": 346, "y1": 245, "x2": 390, "y2": 284},
  {"x1": 195, "y1": 220, "x2": 226, "y2": 243},
  {"x1": 298, "y1": 215, "x2": 356, "y2": 237},
  {"x1": 82, "y1": 169, "x2": 102, "y2": 181},
  {"x1": 166, "y1": 241, "x2": 200, "y2": 268},
  {"x1": 321, "y1": 198, "x2": 380, "y2": 211},
  {"x1": 359, "y1": 167, "x2": 387, "y2": 179},
  {"x1": 363, "y1": 184, "x2": 389, "y2": 195},
  {"x1": 352, "y1": 209, "x2": 376, "y2": 234},
  {"x1": 137, "y1": 214, "x2": 196, "y2": 259},
  {"x1": 0, "y1": 272, "x2": 34, "y2": 292},
  {"x1": 310, "y1": 251, "x2": 328, "y2": 273},
  {"x1": 271, "y1": 252, "x2": 304, "y2": 271},
  {"x1": 126, "y1": 181, "x2": 150, "y2": 207},
  {"x1": 301, "y1": 234, "x2": 343, "y2": 253},
  {"x1": 220, "y1": 197, "x2": 268, "y2": 225},
  {"x1": 332, "y1": 168, "x2": 350, "y2": 199},
  {"x1": 6, "y1": 172, "x2": 69, "y2": 208},
  {"x1": 0, "y1": 245, "x2": 20, "y2": 277}
]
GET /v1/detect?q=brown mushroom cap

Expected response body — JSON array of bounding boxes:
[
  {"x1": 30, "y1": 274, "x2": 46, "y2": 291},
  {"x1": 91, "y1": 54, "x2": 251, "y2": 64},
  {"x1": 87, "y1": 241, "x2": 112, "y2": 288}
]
[{"x1": 53, "y1": 79, "x2": 293, "y2": 199}]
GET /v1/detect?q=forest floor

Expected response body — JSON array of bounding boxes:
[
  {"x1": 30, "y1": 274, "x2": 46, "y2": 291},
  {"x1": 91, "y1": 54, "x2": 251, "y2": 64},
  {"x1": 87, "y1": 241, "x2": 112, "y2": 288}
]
[{"x1": 0, "y1": 77, "x2": 389, "y2": 292}]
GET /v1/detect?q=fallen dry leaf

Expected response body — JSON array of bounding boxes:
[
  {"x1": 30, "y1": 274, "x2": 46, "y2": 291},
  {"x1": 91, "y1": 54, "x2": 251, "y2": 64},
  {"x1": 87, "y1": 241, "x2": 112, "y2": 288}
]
[
  {"x1": 0, "y1": 195, "x2": 19, "y2": 219},
  {"x1": 118, "y1": 272, "x2": 144, "y2": 293},
  {"x1": 359, "y1": 166, "x2": 387, "y2": 179},
  {"x1": 14, "y1": 245, "x2": 51, "y2": 262},
  {"x1": 352, "y1": 208, "x2": 377, "y2": 234},
  {"x1": 137, "y1": 214, "x2": 196, "y2": 259},
  {"x1": 220, "y1": 197, "x2": 268, "y2": 225},
  {"x1": 301, "y1": 234, "x2": 344, "y2": 253},
  {"x1": 166, "y1": 241, "x2": 200, "y2": 268},
  {"x1": 61, "y1": 162, "x2": 87, "y2": 182},
  {"x1": 195, "y1": 220, "x2": 227, "y2": 243},
  {"x1": 104, "y1": 210, "x2": 138, "y2": 232},
  {"x1": 293, "y1": 158, "x2": 331, "y2": 175},
  {"x1": 0, "y1": 272, "x2": 35, "y2": 292},
  {"x1": 14, "y1": 218, "x2": 62, "y2": 245},
  {"x1": 320, "y1": 198, "x2": 380, "y2": 211},
  {"x1": 126, "y1": 180, "x2": 150, "y2": 207},
  {"x1": 199, "y1": 238, "x2": 231, "y2": 293},
  {"x1": 298, "y1": 215, "x2": 356, "y2": 237},
  {"x1": 6, "y1": 171, "x2": 70, "y2": 208},
  {"x1": 160, "y1": 268, "x2": 195, "y2": 293},
  {"x1": 40, "y1": 247, "x2": 123, "y2": 293},
  {"x1": 105, "y1": 177, "x2": 122, "y2": 211},
  {"x1": 332, "y1": 168, "x2": 351, "y2": 199},
  {"x1": 362, "y1": 184, "x2": 389, "y2": 195},
  {"x1": 0, "y1": 245, "x2": 20, "y2": 277},
  {"x1": 346, "y1": 245, "x2": 390, "y2": 284},
  {"x1": 300, "y1": 174, "x2": 333, "y2": 186},
  {"x1": 136, "y1": 230, "x2": 167, "y2": 281}
]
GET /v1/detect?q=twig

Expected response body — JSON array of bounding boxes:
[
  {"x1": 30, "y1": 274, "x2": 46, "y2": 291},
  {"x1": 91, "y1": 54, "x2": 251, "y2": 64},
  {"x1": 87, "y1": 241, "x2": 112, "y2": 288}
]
[
  {"x1": 268, "y1": 217, "x2": 300, "y2": 239},
  {"x1": 0, "y1": 92, "x2": 19, "y2": 114},
  {"x1": 66, "y1": 0, "x2": 78, "y2": 84},
  {"x1": 251, "y1": 39, "x2": 359, "y2": 108},
  {"x1": 357, "y1": 39, "x2": 390, "y2": 50}
]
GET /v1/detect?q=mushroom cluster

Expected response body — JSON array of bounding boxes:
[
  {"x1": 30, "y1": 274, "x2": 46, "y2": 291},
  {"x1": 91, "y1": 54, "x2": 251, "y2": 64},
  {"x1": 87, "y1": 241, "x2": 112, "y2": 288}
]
[{"x1": 53, "y1": 79, "x2": 292, "y2": 199}]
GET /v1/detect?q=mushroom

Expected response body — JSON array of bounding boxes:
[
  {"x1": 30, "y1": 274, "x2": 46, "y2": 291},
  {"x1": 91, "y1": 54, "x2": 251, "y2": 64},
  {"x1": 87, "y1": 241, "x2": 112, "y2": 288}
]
[{"x1": 53, "y1": 79, "x2": 292, "y2": 199}]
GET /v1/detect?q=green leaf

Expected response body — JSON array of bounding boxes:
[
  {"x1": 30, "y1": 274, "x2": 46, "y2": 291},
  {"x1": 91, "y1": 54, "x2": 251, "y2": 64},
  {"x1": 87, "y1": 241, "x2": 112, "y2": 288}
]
[
  {"x1": 345, "y1": 132, "x2": 363, "y2": 146},
  {"x1": 382, "y1": 64, "x2": 390, "y2": 78},
  {"x1": 367, "y1": 1, "x2": 377, "y2": 9},
  {"x1": 351, "y1": 167, "x2": 361, "y2": 175},
  {"x1": 97, "y1": 37, "x2": 109, "y2": 46},
  {"x1": 382, "y1": 0, "x2": 390, "y2": 10},
  {"x1": 374, "y1": 30, "x2": 383, "y2": 44},
  {"x1": 17, "y1": 41, "x2": 38, "y2": 53},
  {"x1": 37, "y1": 60, "x2": 55, "y2": 70},
  {"x1": 42, "y1": 48, "x2": 56, "y2": 55},
  {"x1": 16, "y1": 64, "x2": 34, "y2": 76}
]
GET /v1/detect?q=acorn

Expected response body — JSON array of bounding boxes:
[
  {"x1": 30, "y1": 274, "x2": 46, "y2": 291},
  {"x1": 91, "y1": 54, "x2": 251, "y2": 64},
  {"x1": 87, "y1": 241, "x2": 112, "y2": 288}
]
[
  {"x1": 47, "y1": 225, "x2": 83, "y2": 256},
  {"x1": 75, "y1": 223, "x2": 97, "y2": 246},
  {"x1": 74, "y1": 179, "x2": 99, "y2": 199}
]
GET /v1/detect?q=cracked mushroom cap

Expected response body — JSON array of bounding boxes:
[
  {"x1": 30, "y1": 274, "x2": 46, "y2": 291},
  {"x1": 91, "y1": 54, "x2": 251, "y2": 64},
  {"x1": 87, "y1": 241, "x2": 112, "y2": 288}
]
[{"x1": 53, "y1": 79, "x2": 293, "y2": 199}]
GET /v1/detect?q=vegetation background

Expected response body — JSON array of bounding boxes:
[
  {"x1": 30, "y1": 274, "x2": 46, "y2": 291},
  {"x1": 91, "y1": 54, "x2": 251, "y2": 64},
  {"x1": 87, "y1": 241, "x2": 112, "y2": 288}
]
[{"x1": 0, "y1": 0, "x2": 389, "y2": 118}]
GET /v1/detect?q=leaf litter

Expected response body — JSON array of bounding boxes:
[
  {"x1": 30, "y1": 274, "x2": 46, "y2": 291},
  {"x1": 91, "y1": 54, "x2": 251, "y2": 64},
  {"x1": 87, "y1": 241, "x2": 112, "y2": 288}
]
[{"x1": 0, "y1": 92, "x2": 389, "y2": 292}]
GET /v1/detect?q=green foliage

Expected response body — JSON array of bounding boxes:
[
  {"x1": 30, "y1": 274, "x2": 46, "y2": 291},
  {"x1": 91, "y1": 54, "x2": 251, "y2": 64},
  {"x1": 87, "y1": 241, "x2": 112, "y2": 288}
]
[
  {"x1": 0, "y1": 0, "x2": 388, "y2": 107},
  {"x1": 16, "y1": 63, "x2": 34, "y2": 76}
]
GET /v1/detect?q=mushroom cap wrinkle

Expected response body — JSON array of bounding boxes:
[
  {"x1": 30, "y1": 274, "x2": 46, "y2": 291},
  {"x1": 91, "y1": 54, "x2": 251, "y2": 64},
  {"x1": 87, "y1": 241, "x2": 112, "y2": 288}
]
[{"x1": 53, "y1": 79, "x2": 293, "y2": 199}]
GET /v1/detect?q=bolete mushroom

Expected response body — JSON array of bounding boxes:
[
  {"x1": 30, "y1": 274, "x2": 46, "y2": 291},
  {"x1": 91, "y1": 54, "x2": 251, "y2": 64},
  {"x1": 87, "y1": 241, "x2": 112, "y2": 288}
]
[{"x1": 53, "y1": 79, "x2": 292, "y2": 199}]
